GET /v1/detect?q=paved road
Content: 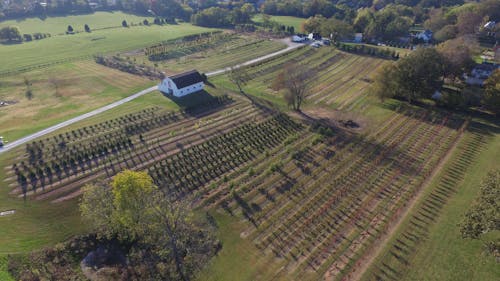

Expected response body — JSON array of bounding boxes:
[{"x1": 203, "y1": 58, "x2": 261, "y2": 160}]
[{"x1": 0, "y1": 39, "x2": 304, "y2": 154}]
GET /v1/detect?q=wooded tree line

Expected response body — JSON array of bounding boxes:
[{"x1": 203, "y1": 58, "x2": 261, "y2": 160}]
[
  {"x1": 190, "y1": 3, "x2": 256, "y2": 27},
  {"x1": 371, "y1": 38, "x2": 500, "y2": 114}
]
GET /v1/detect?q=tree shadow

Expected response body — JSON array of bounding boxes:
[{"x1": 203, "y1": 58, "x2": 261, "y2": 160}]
[{"x1": 161, "y1": 90, "x2": 233, "y2": 116}]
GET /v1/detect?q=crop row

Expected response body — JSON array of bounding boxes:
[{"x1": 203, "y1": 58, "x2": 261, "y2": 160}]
[
  {"x1": 147, "y1": 113, "x2": 303, "y2": 199},
  {"x1": 218, "y1": 109, "x2": 464, "y2": 280}
]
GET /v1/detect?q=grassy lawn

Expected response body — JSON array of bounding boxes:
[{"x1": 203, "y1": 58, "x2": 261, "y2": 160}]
[
  {"x1": 0, "y1": 22, "x2": 214, "y2": 74},
  {"x1": 0, "y1": 60, "x2": 156, "y2": 142},
  {"x1": 361, "y1": 116, "x2": 500, "y2": 281},
  {"x1": 0, "y1": 11, "x2": 157, "y2": 35},
  {"x1": 195, "y1": 211, "x2": 288, "y2": 281},
  {"x1": 252, "y1": 14, "x2": 306, "y2": 32}
]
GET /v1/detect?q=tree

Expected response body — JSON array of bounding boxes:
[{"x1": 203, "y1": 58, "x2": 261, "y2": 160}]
[
  {"x1": 459, "y1": 170, "x2": 499, "y2": 257},
  {"x1": 274, "y1": 62, "x2": 314, "y2": 111},
  {"x1": 482, "y1": 69, "x2": 500, "y2": 114},
  {"x1": 371, "y1": 48, "x2": 445, "y2": 103},
  {"x1": 437, "y1": 36, "x2": 476, "y2": 80},
  {"x1": 48, "y1": 76, "x2": 61, "y2": 97},
  {"x1": 79, "y1": 170, "x2": 219, "y2": 280},
  {"x1": 111, "y1": 170, "x2": 155, "y2": 239},
  {"x1": 228, "y1": 66, "x2": 251, "y2": 94},
  {"x1": 0, "y1": 26, "x2": 22, "y2": 42},
  {"x1": 320, "y1": 17, "x2": 353, "y2": 41},
  {"x1": 434, "y1": 25, "x2": 458, "y2": 42},
  {"x1": 371, "y1": 64, "x2": 398, "y2": 102},
  {"x1": 239, "y1": 3, "x2": 255, "y2": 23},
  {"x1": 456, "y1": 11, "x2": 482, "y2": 36},
  {"x1": 23, "y1": 34, "x2": 32, "y2": 41},
  {"x1": 122, "y1": 20, "x2": 128, "y2": 27},
  {"x1": 84, "y1": 24, "x2": 90, "y2": 32},
  {"x1": 24, "y1": 77, "x2": 33, "y2": 100},
  {"x1": 67, "y1": 25, "x2": 73, "y2": 33},
  {"x1": 302, "y1": 15, "x2": 325, "y2": 33}
]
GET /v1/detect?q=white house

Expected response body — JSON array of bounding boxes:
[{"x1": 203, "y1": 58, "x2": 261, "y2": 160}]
[
  {"x1": 465, "y1": 63, "x2": 499, "y2": 86},
  {"x1": 354, "y1": 33, "x2": 363, "y2": 43},
  {"x1": 484, "y1": 21, "x2": 496, "y2": 30},
  {"x1": 158, "y1": 70, "x2": 205, "y2": 97},
  {"x1": 415, "y1": 30, "x2": 433, "y2": 42},
  {"x1": 292, "y1": 35, "x2": 306, "y2": 42}
]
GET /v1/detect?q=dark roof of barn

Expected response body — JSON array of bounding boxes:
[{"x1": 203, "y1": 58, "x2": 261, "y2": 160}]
[{"x1": 169, "y1": 70, "x2": 204, "y2": 89}]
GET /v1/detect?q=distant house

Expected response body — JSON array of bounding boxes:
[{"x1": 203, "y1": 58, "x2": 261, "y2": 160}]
[
  {"x1": 158, "y1": 70, "x2": 205, "y2": 97},
  {"x1": 354, "y1": 33, "x2": 363, "y2": 43},
  {"x1": 465, "y1": 63, "x2": 499, "y2": 86},
  {"x1": 308, "y1": 32, "x2": 321, "y2": 40},
  {"x1": 292, "y1": 35, "x2": 306, "y2": 42},
  {"x1": 415, "y1": 30, "x2": 433, "y2": 42},
  {"x1": 484, "y1": 21, "x2": 496, "y2": 30}
]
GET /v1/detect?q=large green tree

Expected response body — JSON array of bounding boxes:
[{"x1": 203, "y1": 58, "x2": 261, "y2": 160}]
[
  {"x1": 80, "y1": 170, "x2": 218, "y2": 280},
  {"x1": 0, "y1": 26, "x2": 22, "y2": 42},
  {"x1": 482, "y1": 69, "x2": 500, "y2": 115},
  {"x1": 372, "y1": 48, "x2": 445, "y2": 103},
  {"x1": 437, "y1": 36, "x2": 476, "y2": 80},
  {"x1": 460, "y1": 170, "x2": 499, "y2": 257}
]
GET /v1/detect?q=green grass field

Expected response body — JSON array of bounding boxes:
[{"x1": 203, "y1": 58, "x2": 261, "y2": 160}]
[
  {"x1": 252, "y1": 14, "x2": 306, "y2": 32},
  {"x1": 0, "y1": 60, "x2": 156, "y2": 142},
  {"x1": 0, "y1": 19, "x2": 214, "y2": 74},
  {"x1": 0, "y1": 11, "x2": 156, "y2": 34}
]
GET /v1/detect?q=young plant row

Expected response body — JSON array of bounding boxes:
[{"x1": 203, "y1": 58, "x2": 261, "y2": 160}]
[{"x1": 148, "y1": 113, "x2": 303, "y2": 200}]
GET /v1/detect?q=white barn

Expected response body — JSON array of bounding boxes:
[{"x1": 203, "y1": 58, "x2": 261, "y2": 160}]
[{"x1": 158, "y1": 70, "x2": 205, "y2": 97}]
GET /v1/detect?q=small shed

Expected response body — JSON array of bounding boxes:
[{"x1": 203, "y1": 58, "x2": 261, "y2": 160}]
[{"x1": 159, "y1": 70, "x2": 205, "y2": 97}]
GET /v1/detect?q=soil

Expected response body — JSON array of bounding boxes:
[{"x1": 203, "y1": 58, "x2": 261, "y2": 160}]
[{"x1": 291, "y1": 107, "x2": 368, "y2": 133}]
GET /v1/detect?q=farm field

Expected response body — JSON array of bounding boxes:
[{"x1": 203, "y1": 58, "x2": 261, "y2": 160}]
[
  {"x1": 361, "y1": 117, "x2": 500, "y2": 281},
  {"x1": 0, "y1": 29, "x2": 499, "y2": 281},
  {"x1": 0, "y1": 11, "x2": 157, "y2": 34},
  {"x1": 252, "y1": 14, "x2": 306, "y2": 31},
  {"x1": 197, "y1": 104, "x2": 467, "y2": 281},
  {"x1": 127, "y1": 33, "x2": 287, "y2": 75},
  {"x1": 0, "y1": 60, "x2": 156, "y2": 142},
  {"x1": 213, "y1": 46, "x2": 388, "y2": 115},
  {"x1": 0, "y1": 22, "x2": 214, "y2": 75}
]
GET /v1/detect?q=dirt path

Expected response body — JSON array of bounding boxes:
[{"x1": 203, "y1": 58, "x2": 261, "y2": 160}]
[{"x1": 345, "y1": 121, "x2": 468, "y2": 281}]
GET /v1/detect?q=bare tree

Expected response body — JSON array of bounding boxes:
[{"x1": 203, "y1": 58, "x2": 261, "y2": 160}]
[
  {"x1": 274, "y1": 62, "x2": 314, "y2": 111},
  {"x1": 23, "y1": 77, "x2": 33, "y2": 100},
  {"x1": 48, "y1": 76, "x2": 61, "y2": 97},
  {"x1": 228, "y1": 66, "x2": 251, "y2": 94}
]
